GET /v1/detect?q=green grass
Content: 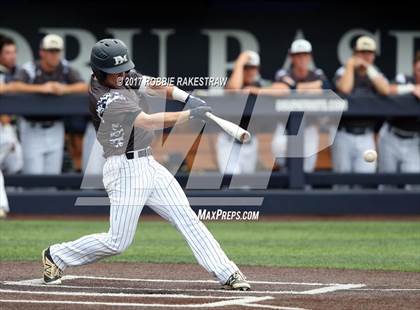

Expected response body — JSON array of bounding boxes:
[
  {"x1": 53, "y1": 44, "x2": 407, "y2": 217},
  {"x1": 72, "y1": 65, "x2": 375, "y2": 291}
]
[{"x1": 0, "y1": 220, "x2": 419, "y2": 272}]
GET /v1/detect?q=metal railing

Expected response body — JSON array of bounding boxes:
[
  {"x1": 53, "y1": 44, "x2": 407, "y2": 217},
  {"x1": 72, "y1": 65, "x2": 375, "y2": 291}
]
[{"x1": 1, "y1": 93, "x2": 420, "y2": 190}]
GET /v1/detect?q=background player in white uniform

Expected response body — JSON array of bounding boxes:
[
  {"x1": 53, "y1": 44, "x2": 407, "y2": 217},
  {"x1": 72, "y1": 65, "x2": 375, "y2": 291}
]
[
  {"x1": 0, "y1": 34, "x2": 23, "y2": 218},
  {"x1": 272, "y1": 39, "x2": 330, "y2": 172},
  {"x1": 333, "y1": 36, "x2": 389, "y2": 173},
  {"x1": 0, "y1": 171, "x2": 7, "y2": 219},
  {"x1": 220, "y1": 51, "x2": 269, "y2": 174},
  {"x1": 11, "y1": 34, "x2": 88, "y2": 174},
  {"x1": 42, "y1": 39, "x2": 250, "y2": 291},
  {"x1": 0, "y1": 121, "x2": 21, "y2": 218},
  {"x1": 378, "y1": 51, "x2": 420, "y2": 179}
]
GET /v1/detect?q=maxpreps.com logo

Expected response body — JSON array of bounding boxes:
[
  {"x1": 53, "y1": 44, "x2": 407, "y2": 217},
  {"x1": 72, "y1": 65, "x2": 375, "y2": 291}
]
[{"x1": 113, "y1": 54, "x2": 128, "y2": 65}]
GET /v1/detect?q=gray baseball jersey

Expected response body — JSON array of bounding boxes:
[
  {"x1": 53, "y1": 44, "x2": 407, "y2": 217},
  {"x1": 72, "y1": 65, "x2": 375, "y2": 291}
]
[
  {"x1": 275, "y1": 67, "x2": 330, "y2": 88},
  {"x1": 334, "y1": 65, "x2": 388, "y2": 129},
  {"x1": 334, "y1": 65, "x2": 387, "y2": 95},
  {"x1": 88, "y1": 71, "x2": 154, "y2": 158},
  {"x1": 13, "y1": 60, "x2": 83, "y2": 122},
  {"x1": 0, "y1": 64, "x2": 16, "y2": 83},
  {"x1": 388, "y1": 74, "x2": 420, "y2": 132}
]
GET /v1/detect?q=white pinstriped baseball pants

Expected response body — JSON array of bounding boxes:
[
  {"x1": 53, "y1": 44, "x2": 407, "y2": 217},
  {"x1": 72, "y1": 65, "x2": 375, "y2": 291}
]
[{"x1": 50, "y1": 155, "x2": 239, "y2": 283}]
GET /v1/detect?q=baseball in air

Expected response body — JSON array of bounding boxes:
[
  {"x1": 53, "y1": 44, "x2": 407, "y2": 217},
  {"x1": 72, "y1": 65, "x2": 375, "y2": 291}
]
[{"x1": 363, "y1": 149, "x2": 377, "y2": 163}]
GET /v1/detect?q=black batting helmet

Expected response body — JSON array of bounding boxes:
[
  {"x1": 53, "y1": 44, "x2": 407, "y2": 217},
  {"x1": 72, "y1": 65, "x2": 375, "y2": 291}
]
[{"x1": 90, "y1": 39, "x2": 134, "y2": 82}]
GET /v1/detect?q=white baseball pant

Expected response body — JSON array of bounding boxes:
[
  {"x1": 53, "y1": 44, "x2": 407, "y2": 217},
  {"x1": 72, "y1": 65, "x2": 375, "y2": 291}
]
[
  {"x1": 50, "y1": 154, "x2": 239, "y2": 283},
  {"x1": 331, "y1": 129, "x2": 376, "y2": 173},
  {"x1": 19, "y1": 119, "x2": 64, "y2": 174},
  {"x1": 0, "y1": 123, "x2": 23, "y2": 174},
  {"x1": 378, "y1": 123, "x2": 420, "y2": 173},
  {"x1": 271, "y1": 123, "x2": 319, "y2": 172},
  {"x1": 216, "y1": 132, "x2": 258, "y2": 174}
]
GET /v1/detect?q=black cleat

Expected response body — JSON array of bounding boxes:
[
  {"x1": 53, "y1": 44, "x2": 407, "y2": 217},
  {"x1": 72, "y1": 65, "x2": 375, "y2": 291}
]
[
  {"x1": 223, "y1": 271, "x2": 251, "y2": 291},
  {"x1": 42, "y1": 247, "x2": 63, "y2": 285}
]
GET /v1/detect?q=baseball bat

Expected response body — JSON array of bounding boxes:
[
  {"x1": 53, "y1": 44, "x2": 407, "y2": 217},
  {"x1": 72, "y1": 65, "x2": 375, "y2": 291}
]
[{"x1": 205, "y1": 112, "x2": 251, "y2": 143}]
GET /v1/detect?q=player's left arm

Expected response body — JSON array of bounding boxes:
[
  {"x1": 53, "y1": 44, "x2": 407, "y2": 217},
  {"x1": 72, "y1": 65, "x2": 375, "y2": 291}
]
[
  {"x1": 296, "y1": 70, "x2": 330, "y2": 92},
  {"x1": 370, "y1": 75, "x2": 390, "y2": 96},
  {"x1": 52, "y1": 67, "x2": 89, "y2": 95},
  {"x1": 133, "y1": 106, "x2": 211, "y2": 130},
  {"x1": 296, "y1": 80, "x2": 322, "y2": 90},
  {"x1": 365, "y1": 65, "x2": 390, "y2": 96},
  {"x1": 140, "y1": 76, "x2": 206, "y2": 109},
  {"x1": 52, "y1": 82, "x2": 89, "y2": 95}
]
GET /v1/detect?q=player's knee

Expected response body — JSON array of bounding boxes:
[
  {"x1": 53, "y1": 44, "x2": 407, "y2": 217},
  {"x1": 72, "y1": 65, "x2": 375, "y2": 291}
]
[
  {"x1": 105, "y1": 235, "x2": 133, "y2": 255},
  {"x1": 107, "y1": 243, "x2": 128, "y2": 255},
  {"x1": 175, "y1": 208, "x2": 200, "y2": 228}
]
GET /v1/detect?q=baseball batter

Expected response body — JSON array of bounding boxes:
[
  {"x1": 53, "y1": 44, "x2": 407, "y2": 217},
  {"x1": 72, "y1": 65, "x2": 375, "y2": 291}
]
[{"x1": 42, "y1": 39, "x2": 250, "y2": 291}]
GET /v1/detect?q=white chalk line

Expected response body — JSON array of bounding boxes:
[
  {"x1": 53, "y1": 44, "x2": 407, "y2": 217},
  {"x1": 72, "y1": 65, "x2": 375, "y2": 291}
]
[
  {"x1": 0, "y1": 296, "x2": 273, "y2": 308},
  {"x1": 0, "y1": 276, "x2": 366, "y2": 310},
  {"x1": 242, "y1": 305, "x2": 308, "y2": 310},
  {"x1": 1, "y1": 279, "x2": 307, "y2": 309},
  {"x1": 7, "y1": 281, "x2": 417, "y2": 295},
  {"x1": 351, "y1": 288, "x2": 420, "y2": 292},
  {"x1": 3, "y1": 280, "x2": 291, "y2": 295},
  {"x1": 1, "y1": 280, "x2": 305, "y2": 295},
  {"x1": 0, "y1": 297, "x2": 310, "y2": 310},
  {"x1": 2, "y1": 277, "x2": 366, "y2": 296},
  {"x1": 6, "y1": 274, "x2": 364, "y2": 287},
  {"x1": 295, "y1": 284, "x2": 366, "y2": 295},
  {"x1": 67, "y1": 275, "x2": 350, "y2": 286},
  {"x1": 0, "y1": 288, "x2": 255, "y2": 300},
  {"x1": 3, "y1": 275, "x2": 417, "y2": 309}
]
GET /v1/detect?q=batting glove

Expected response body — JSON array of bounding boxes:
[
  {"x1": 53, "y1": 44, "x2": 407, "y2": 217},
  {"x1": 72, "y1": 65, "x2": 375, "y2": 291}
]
[
  {"x1": 185, "y1": 95, "x2": 207, "y2": 109},
  {"x1": 190, "y1": 106, "x2": 212, "y2": 121}
]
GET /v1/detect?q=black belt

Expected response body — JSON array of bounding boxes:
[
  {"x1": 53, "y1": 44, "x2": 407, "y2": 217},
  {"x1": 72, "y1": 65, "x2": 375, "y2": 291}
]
[
  {"x1": 388, "y1": 126, "x2": 418, "y2": 139},
  {"x1": 27, "y1": 120, "x2": 56, "y2": 129},
  {"x1": 125, "y1": 147, "x2": 152, "y2": 160},
  {"x1": 341, "y1": 126, "x2": 371, "y2": 135}
]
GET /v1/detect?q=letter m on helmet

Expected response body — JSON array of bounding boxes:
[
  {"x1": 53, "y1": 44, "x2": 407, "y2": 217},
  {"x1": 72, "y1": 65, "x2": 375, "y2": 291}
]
[{"x1": 113, "y1": 55, "x2": 128, "y2": 65}]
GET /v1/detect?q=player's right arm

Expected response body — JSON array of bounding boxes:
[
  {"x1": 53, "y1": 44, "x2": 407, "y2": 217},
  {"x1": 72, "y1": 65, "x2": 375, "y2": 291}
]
[
  {"x1": 389, "y1": 74, "x2": 420, "y2": 98},
  {"x1": 7, "y1": 67, "x2": 57, "y2": 94},
  {"x1": 225, "y1": 52, "x2": 250, "y2": 89},
  {"x1": 135, "y1": 73, "x2": 207, "y2": 109},
  {"x1": 336, "y1": 57, "x2": 355, "y2": 94},
  {"x1": 134, "y1": 110, "x2": 190, "y2": 130},
  {"x1": 133, "y1": 106, "x2": 211, "y2": 130},
  {"x1": 1, "y1": 81, "x2": 56, "y2": 94}
]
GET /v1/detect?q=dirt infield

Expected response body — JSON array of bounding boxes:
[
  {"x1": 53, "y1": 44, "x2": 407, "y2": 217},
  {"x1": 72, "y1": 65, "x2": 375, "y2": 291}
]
[{"x1": 0, "y1": 262, "x2": 419, "y2": 309}]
